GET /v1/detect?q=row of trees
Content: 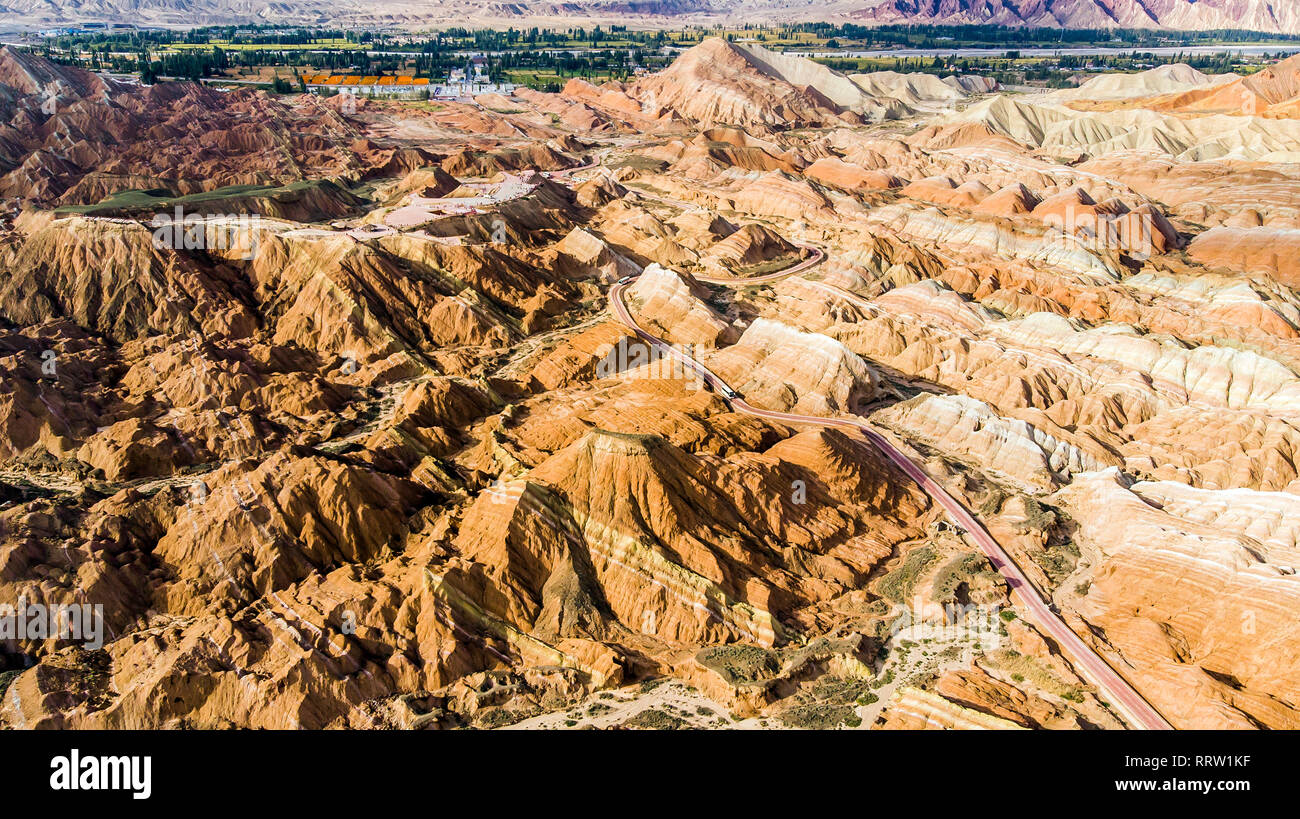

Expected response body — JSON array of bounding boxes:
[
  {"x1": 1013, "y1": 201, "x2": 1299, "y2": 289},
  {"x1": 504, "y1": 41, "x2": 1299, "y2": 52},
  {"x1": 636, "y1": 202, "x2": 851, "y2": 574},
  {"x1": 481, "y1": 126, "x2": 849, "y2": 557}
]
[
  {"x1": 44, "y1": 22, "x2": 1300, "y2": 60},
  {"x1": 42, "y1": 42, "x2": 650, "y2": 89},
  {"x1": 818, "y1": 48, "x2": 1279, "y2": 90}
]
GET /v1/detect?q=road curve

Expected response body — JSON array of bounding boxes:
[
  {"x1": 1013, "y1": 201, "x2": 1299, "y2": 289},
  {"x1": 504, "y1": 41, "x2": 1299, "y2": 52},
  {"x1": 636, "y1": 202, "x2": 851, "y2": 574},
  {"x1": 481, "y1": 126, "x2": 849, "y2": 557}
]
[
  {"x1": 693, "y1": 246, "x2": 827, "y2": 285},
  {"x1": 607, "y1": 261, "x2": 1173, "y2": 731}
]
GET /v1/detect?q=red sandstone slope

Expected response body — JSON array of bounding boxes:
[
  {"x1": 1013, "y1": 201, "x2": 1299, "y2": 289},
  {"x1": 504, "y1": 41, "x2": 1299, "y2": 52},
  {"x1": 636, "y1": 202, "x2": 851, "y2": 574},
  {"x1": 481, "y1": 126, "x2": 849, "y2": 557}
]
[{"x1": 0, "y1": 47, "x2": 368, "y2": 206}]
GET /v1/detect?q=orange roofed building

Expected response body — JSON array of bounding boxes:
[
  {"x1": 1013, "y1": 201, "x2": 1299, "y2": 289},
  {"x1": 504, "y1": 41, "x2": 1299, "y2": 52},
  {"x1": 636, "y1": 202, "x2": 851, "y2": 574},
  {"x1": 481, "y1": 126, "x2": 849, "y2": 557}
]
[{"x1": 304, "y1": 73, "x2": 496, "y2": 98}]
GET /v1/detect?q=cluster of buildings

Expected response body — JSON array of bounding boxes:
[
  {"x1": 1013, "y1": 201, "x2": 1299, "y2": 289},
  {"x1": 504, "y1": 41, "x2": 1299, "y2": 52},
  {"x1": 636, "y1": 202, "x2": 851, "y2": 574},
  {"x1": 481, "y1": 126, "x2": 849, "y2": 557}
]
[
  {"x1": 38, "y1": 23, "x2": 138, "y2": 37},
  {"x1": 303, "y1": 54, "x2": 515, "y2": 100},
  {"x1": 302, "y1": 73, "x2": 432, "y2": 97},
  {"x1": 302, "y1": 73, "x2": 517, "y2": 100}
]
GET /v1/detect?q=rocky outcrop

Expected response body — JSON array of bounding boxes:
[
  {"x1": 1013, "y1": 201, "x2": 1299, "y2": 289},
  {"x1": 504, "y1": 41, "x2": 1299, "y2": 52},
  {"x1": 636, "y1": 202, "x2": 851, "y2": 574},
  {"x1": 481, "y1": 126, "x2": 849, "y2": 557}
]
[
  {"x1": 874, "y1": 393, "x2": 1114, "y2": 494},
  {"x1": 1054, "y1": 470, "x2": 1300, "y2": 729},
  {"x1": 710, "y1": 318, "x2": 878, "y2": 415},
  {"x1": 0, "y1": 48, "x2": 370, "y2": 207},
  {"x1": 624, "y1": 264, "x2": 737, "y2": 347}
]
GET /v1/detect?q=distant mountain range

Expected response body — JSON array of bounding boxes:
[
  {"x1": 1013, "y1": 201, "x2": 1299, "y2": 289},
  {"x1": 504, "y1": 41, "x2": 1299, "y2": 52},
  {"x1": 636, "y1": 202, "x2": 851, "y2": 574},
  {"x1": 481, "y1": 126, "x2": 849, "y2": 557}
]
[
  {"x1": 1, "y1": 0, "x2": 1298, "y2": 33},
  {"x1": 851, "y1": 0, "x2": 1300, "y2": 34}
]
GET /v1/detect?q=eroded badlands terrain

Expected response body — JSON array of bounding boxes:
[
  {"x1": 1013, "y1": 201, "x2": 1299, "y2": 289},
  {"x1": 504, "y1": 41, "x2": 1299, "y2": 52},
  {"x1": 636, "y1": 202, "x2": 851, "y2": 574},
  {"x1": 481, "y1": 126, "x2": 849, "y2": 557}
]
[{"x1": 1, "y1": 40, "x2": 1299, "y2": 730}]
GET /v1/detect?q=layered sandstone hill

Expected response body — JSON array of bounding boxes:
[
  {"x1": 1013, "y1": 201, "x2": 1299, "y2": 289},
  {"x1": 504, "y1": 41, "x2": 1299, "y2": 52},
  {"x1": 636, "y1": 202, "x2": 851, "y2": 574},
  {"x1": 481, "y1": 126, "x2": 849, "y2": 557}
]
[
  {"x1": 917, "y1": 59, "x2": 1300, "y2": 179},
  {"x1": 874, "y1": 393, "x2": 1113, "y2": 495},
  {"x1": 488, "y1": 40, "x2": 993, "y2": 144},
  {"x1": 1187, "y1": 226, "x2": 1300, "y2": 287},
  {"x1": 938, "y1": 93, "x2": 1300, "y2": 163},
  {"x1": 849, "y1": 71, "x2": 996, "y2": 107},
  {"x1": 623, "y1": 264, "x2": 738, "y2": 347},
  {"x1": 449, "y1": 425, "x2": 931, "y2": 649},
  {"x1": 701, "y1": 223, "x2": 800, "y2": 276},
  {"x1": 619, "y1": 39, "x2": 992, "y2": 132},
  {"x1": 1039, "y1": 55, "x2": 1300, "y2": 124},
  {"x1": 1052, "y1": 471, "x2": 1300, "y2": 728},
  {"x1": 709, "y1": 319, "x2": 879, "y2": 416},
  {"x1": 1044, "y1": 63, "x2": 1234, "y2": 102},
  {"x1": 626, "y1": 38, "x2": 860, "y2": 130},
  {"x1": 0, "y1": 48, "x2": 379, "y2": 207},
  {"x1": 4, "y1": 42, "x2": 1300, "y2": 732}
]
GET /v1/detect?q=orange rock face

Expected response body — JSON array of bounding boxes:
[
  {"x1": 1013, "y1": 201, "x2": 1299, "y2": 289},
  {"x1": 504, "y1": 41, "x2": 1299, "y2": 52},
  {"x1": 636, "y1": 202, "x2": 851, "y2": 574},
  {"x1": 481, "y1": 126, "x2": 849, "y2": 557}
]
[{"x1": 3, "y1": 41, "x2": 1299, "y2": 732}]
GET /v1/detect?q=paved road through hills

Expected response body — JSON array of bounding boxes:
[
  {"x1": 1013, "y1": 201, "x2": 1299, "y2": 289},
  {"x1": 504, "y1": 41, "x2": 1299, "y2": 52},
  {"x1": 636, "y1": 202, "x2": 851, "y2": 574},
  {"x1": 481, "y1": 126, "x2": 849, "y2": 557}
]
[{"x1": 607, "y1": 254, "x2": 1174, "y2": 731}]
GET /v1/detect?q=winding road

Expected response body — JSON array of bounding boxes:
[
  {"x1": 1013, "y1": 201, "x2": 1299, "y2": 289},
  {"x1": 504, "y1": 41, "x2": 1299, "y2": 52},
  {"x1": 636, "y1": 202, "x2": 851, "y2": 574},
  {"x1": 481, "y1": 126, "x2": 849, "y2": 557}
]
[{"x1": 607, "y1": 247, "x2": 1173, "y2": 731}]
